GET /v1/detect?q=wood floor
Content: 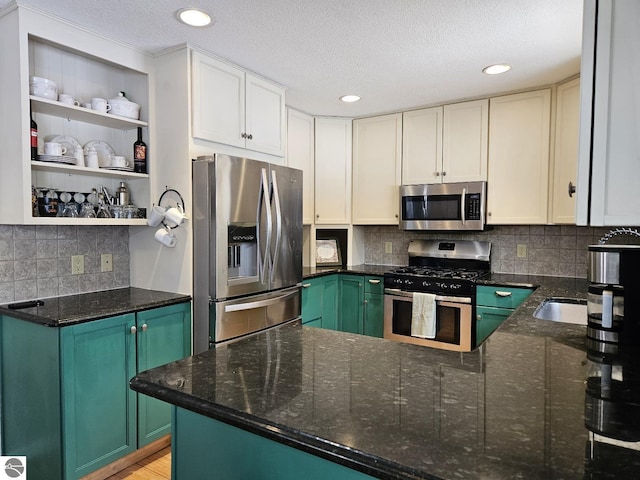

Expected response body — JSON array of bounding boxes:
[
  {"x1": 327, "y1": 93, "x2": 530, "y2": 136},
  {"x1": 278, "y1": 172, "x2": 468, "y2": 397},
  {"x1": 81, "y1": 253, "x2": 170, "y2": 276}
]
[{"x1": 105, "y1": 447, "x2": 171, "y2": 479}]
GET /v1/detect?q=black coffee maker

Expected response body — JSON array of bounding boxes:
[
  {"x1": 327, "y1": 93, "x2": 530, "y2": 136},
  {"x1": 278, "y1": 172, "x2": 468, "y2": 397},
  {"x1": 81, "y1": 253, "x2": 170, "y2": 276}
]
[{"x1": 587, "y1": 244, "x2": 640, "y2": 345}]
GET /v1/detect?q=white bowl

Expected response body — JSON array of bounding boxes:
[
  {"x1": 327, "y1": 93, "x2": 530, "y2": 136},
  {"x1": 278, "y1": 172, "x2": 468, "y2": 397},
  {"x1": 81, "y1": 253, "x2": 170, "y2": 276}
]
[
  {"x1": 107, "y1": 92, "x2": 140, "y2": 120},
  {"x1": 30, "y1": 76, "x2": 57, "y2": 100}
]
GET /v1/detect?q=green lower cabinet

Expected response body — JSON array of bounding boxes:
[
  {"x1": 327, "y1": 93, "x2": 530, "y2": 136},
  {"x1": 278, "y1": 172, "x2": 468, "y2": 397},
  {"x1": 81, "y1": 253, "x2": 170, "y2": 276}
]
[
  {"x1": 339, "y1": 275, "x2": 364, "y2": 334},
  {"x1": 363, "y1": 292, "x2": 384, "y2": 338},
  {"x1": 61, "y1": 314, "x2": 138, "y2": 478},
  {"x1": 0, "y1": 301, "x2": 191, "y2": 480},
  {"x1": 301, "y1": 274, "x2": 383, "y2": 338},
  {"x1": 321, "y1": 275, "x2": 339, "y2": 330},
  {"x1": 476, "y1": 306, "x2": 512, "y2": 344},
  {"x1": 301, "y1": 275, "x2": 339, "y2": 331},
  {"x1": 475, "y1": 286, "x2": 534, "y2": 345},
  {"x1": 136, "y1": 302, "x2": 191, "y2": 447},
  {"x1": 172, "y1": 406, "x2": 377, "y2": 480}
]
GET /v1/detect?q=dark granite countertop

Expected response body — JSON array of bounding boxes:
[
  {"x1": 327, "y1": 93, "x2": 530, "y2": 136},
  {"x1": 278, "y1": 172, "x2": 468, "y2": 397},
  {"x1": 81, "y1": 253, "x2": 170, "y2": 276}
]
[
  {"x1": 0, "y1": 287, "x2": 191, "y2": 327},
  {"x1": 131, "y1": 275, "x2": 640, "y2": 479},
  {"x1": 302, "y1": 264, "x2": 399, "y2": 279}
]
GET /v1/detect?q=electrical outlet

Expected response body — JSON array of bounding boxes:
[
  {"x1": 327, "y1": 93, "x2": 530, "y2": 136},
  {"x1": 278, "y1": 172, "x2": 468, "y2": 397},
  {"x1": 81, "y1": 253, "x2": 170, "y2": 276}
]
[
  {"x1": 384, "y1": 241, "x2": 393, "y2": 254},
  {"x1": 71, "y1": 255, "x2": 84, "y2": 275},
  {"x1": 101, "y1": 253, "x2": 113, "y2": 272},
  {"x1": 517, "y1": 244, "x2": 527, "y2": 258}
]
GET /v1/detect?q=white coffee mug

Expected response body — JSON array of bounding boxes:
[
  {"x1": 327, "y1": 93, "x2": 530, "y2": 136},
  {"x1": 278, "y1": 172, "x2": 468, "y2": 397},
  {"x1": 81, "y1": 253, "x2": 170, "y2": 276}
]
[
  {"x1": 164, "y1": 207, "x2": 187, "y2": 228},
  {"x1": 91, "y1": 97, "x2": 111, "y2": 114},
  {"x1": 58, "y1": 93, "x2": 80, "y2": 106},
  {"x1": 155, "y1": 227, "x2": 176, "y2": 248},
  {"x1": 147, "y1": 205, "x2": 166, "y2": 227},
  {"x1": 44, "y1": 142, "x2": 67, "y2": 156},
  {"x1": 112, "y1": 155, "x2": 128, "y2": 168}
]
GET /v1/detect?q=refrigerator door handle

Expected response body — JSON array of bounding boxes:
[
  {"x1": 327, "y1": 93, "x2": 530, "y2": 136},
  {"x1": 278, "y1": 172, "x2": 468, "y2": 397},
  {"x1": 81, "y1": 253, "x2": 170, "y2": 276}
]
[
  {"x1": 257, "y1": 168, "x2": 272, "y2": 283},
  {"x1": 224, "y1": 289, "x2": 298, "y2": 312},
  {"x1": 270, "y1": 169, "x2": 282, "y2": 282}
]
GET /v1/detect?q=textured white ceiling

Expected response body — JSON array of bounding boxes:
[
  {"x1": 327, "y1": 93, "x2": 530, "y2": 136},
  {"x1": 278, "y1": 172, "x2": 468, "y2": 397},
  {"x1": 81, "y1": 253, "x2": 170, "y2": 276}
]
[{"x1": 1, "y1": 0, "x2": 583, "y2": 117}]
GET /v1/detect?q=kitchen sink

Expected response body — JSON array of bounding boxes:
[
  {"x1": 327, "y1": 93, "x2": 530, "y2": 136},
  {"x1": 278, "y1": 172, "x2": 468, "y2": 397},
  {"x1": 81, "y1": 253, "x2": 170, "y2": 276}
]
[{"x1": 533, "y1": 298, "x2": 588, "y2": 325}]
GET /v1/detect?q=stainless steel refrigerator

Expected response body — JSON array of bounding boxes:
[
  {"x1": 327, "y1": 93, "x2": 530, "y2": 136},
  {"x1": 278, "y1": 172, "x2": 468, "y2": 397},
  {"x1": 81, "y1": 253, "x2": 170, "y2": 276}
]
[{"x1": 192, "y1": 154, "x2": 303, "y2": 353}]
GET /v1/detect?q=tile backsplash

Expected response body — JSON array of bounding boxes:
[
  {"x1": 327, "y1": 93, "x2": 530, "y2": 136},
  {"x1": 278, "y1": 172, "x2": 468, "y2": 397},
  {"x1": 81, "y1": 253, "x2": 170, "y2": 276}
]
[
  {"x1": 0, "y1": 224, "x2": 130, "y2": 303},
  {"x1": 363, "y1": 225, "x2": 631, "y2": 278}
]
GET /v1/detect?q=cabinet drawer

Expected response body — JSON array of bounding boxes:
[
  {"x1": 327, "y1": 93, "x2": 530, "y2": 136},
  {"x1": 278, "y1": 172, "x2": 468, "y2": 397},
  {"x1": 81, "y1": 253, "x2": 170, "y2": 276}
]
[
  {"x1": 364, "y1": 275, "x2": 384, "y2": 295},
  {"x1": 476, "y1": 285, "x2": 533, "y2": 309}
]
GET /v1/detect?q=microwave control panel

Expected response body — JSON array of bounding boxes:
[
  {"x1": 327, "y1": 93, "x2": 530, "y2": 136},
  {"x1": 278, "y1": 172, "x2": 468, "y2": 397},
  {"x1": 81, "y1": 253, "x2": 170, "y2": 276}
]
[{"x1": 465, "y1": 193, "x2": 482, "y2": 220}]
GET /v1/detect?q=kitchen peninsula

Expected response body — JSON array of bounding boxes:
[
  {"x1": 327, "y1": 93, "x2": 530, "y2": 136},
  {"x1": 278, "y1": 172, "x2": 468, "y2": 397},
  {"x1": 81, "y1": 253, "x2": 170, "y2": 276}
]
[{"x1": 131, "y1": 276, "x2": 640, "y2": 480}]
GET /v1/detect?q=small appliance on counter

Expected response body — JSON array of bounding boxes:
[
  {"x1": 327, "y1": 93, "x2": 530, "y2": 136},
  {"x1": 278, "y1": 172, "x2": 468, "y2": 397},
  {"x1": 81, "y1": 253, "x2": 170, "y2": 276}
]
[{"x1": 587, "y1": 241, "x2": 640, "y2": 345}]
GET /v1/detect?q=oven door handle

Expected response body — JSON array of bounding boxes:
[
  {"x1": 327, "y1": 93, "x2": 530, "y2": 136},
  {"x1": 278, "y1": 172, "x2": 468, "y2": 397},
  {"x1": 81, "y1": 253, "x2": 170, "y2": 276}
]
[{"x1": 384, "y1": 288, "x2": 471, "y2": 304}]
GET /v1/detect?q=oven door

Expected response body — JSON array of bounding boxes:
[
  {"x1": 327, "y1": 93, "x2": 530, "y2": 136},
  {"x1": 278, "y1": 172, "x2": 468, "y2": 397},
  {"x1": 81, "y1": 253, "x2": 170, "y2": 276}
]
[{"x1": 383, "y1": 288, "x2": 473, "y2": 352}]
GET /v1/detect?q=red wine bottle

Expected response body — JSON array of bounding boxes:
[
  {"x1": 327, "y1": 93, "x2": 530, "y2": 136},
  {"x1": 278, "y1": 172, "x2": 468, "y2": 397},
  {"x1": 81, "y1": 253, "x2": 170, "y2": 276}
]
[
  {"x1": 30, "y1": 110, "x2": 38, "y2": 161},
  {"x1": 133, "y1": 127, "x2": 147, "y2": 173}
]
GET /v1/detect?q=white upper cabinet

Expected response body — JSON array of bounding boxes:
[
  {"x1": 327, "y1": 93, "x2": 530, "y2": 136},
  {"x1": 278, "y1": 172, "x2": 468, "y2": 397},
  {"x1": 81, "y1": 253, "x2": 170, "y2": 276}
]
[
  {"x1": 192, "y1": 51, "x2": 285, "y2": 157},
  {"x1": 402, "y1": 107, "x2": 442, "y2": 185},
  {"x1": 577, "y1": 0, "x2": 640, "y2": 226},
  {"x1": 487, "y1": 89, "x2": 552, "y2": 225},
  {"x1": 286, "y1": 108, "x2": 315, "y2": 225},
  {"x1": 314, "y1": 117, "x2": 352, "y2": 225},
  {"x1": 442, "y1": 99, "x2": 488, "y2": 183},
  {"x1": 550, "y1": 78, "x2": 580, "y2": 224},
  {"x1": 0, "y1": 5, "x2": 152, "y2": 225},
  {"x1": 352, "y1": 113, "x2": 402, "y2": 225},
  {"x1": 401, "y1": 100, "x2": 487, "y2": 185}
]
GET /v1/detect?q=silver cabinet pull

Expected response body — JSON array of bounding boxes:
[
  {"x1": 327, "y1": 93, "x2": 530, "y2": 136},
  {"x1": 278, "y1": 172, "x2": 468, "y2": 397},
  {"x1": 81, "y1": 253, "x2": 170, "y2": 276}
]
[
  {"x1": 130, "y1": 326, "x2": 137, "y2": 334},
  {"x1": 568, "y1": 181, "x2": 576, "y2": 198},
  {"x1": 141, "y1": 323, "x2": 148, "y2": 332},
  {"x1": 495, "y1": 291, "x2": 512, "y2": 297},
  {"x1": 302, "y1": 283, "x2": 312, "y2": 288},
  {"x1": 368, "y1": 279, "x2": 381, "y2": 284}
]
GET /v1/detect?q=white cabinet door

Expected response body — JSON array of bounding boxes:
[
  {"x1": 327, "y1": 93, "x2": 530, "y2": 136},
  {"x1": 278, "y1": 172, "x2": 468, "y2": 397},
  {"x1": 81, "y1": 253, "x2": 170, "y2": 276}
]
[
  {"x1": 286, "y1": 108, "x2": 315, "y2": 224},
  {"x1": 245, "y1": 74, "x2": 285, "y2": 156},
  {"x1": 580, "y1": 0, "x2": 640, "y2": 226},
  {"x1": 314, "y1": 117, "x2": 352, "y2": 225},
  {"x1": 192, "y1": 51, "x2": 285, "y2": 157},
  {"x1": 352, "y1": 113, "x2": 402, "y2": 225},
  {"x1": 442, "y1": 99, "x2": 488, "y2": 183},
  {"x1": 402, "y1": 107, "x2": 442, "y2": 185},
  {"x1": 487, "y1": 89, "x2": 551, "y2": 224},
  {"x1": 551, "y1": 78, "x2": 580, "y2": 224},
  {"x1": 192, "y1": 51, "x2": 245, "y2": 149}
]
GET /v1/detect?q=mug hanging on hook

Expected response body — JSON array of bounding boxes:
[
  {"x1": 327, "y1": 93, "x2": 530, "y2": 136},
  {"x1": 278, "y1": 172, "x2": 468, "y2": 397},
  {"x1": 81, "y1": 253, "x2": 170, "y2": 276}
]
[{"x1": 148, "y1": 187, "x2": 188, "y2": 229}]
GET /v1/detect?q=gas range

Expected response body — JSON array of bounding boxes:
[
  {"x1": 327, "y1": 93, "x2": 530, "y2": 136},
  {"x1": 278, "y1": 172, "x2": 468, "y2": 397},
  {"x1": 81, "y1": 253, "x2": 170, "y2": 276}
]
[{"x1": 383, "y1": 240, "x2": 491, "y2": 296}]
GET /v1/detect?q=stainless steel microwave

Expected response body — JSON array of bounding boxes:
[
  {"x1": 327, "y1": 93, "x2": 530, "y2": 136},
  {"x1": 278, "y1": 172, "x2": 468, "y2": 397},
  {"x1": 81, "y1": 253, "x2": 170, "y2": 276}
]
[{"x1": 399, "y1": 181, "x2": 487, "y2": 231}]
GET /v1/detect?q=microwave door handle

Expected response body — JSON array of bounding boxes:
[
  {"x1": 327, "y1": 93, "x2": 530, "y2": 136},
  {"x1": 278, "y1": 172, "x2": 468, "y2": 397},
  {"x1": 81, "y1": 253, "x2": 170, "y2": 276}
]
[
  {"x1": 270, "y1": 169, "x2": 282, "y2": 282},
  {"x1": 460, "y1": 188, "x2": 466, "y2": 225},
  {"x1": 257, "y1": 168, "x2": 272, "y2": 283}
]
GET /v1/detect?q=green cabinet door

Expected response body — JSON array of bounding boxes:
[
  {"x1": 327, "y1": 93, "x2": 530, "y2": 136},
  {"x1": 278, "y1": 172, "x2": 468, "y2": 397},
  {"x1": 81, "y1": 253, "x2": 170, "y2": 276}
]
[
  {"x1": 363, "y1": 276, "x2": 384, "y2": 338},
  {"x1": 60, "y1": 314, "x2": 137, "y2": 479},
  {"x1": 339, "y1": 275, "x2": 364, "y2": 334},
  {"x1": 322, "y1": 275, "x2": 339, "y2": 331},
  {"x1": 137, "y1": 303, "x2": 191, "y2": 447},
  {"x1": 301, "y1": 277, "x2": 323, "y2": 323},
  {"x1": 364, "y1": 293, "x2": 384, "y2": 338},
  {"x1": 476, "y1": 306, "x2": 512, "y2": 344}
]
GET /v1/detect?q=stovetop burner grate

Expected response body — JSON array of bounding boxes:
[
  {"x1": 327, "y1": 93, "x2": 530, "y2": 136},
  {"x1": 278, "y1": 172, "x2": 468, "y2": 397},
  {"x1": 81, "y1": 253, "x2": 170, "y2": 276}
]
[{"x1": 390, "y1": 266, "x2": 488, "y2": 281}]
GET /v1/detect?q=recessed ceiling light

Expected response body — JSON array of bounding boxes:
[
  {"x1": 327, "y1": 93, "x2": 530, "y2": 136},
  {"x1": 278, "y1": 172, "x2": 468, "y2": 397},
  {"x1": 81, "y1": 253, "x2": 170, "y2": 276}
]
[
  {"x1": 482, "y1": 64, "x2": 511, "y2": 75},
  {"x1": 176, "y1": 8, "x2": 213, "y2": 27},
  {"x1": 340, "y1": 95, "x2": 361, "y2": 103}
]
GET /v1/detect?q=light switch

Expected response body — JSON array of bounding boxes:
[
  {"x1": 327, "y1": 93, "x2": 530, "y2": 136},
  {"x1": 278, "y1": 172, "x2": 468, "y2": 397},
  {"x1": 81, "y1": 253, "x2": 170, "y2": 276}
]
[
  {"x1": 384, "y1": 242, "x2": 393, "y2": 254},
  {"x1": 517, "y1": 244, "x2": 527, "y2": 258}
]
